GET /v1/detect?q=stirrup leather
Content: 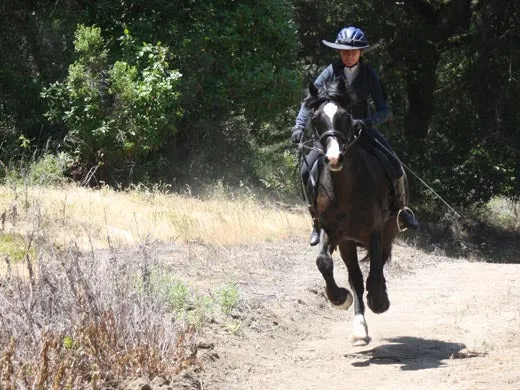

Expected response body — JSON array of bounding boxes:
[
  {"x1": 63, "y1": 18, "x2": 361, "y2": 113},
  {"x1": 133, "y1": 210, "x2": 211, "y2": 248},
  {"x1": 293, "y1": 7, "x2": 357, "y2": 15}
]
[{"x1": 396, "y1": 207, "x2": 416, "y2": 233}]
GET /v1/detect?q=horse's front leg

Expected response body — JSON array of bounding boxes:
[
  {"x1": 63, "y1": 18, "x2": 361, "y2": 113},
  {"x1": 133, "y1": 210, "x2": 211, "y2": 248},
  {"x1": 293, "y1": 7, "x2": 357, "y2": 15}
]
[
  {"x1": 366, "y1": 230, "x2": 390, "y2": 314},
  {"x1": 338, "y1": 240, "x2": 370, "y2": 346},
  {"x1": 316, "y1": 230, "x2": 353, "y2": 309}
]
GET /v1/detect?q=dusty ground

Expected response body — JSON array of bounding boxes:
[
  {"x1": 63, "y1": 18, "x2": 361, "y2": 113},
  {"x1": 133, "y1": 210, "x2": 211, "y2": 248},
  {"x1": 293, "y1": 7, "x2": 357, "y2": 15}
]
[{"x1": 125, "y1": 237, "x2": 520, "y2": 390}]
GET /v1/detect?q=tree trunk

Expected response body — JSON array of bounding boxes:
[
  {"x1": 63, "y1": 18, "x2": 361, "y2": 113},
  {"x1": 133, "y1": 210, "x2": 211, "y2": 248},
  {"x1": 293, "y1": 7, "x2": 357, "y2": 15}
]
[{"x1": 404, "y1": 51, "x2": 440, "y2": 139}]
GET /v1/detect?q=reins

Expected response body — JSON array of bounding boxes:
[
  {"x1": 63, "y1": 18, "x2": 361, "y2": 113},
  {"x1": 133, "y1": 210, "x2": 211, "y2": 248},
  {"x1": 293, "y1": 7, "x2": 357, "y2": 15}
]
[
  {"x1": 296, "y1": 129, "x2": 463, "y2": 220},
  {"x1": 297, "y1": 126, "x2": 363, "y2": 206},
  {"x1": 297, "y1": 125, "x2": 363, "y2": 177},
  {"x1": 370, "y1": 137, "x2": 464, "y2": 219}
]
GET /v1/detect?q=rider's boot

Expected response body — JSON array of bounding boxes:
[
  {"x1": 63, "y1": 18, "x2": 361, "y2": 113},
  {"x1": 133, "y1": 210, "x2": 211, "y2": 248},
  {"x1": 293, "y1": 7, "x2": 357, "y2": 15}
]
[
  {"x1": 309, "y1": 206, "x2": 321, "y2": 246},
  {"x1": 395, "y1": 175, "x2": 419, "y2": 231}
]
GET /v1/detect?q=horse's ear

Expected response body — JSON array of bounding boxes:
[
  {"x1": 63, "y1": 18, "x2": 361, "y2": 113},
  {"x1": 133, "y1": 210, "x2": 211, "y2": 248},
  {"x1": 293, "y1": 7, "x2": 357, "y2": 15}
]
[{"x1": 309, "y1": 82, "x2": 319, "y2": 97}]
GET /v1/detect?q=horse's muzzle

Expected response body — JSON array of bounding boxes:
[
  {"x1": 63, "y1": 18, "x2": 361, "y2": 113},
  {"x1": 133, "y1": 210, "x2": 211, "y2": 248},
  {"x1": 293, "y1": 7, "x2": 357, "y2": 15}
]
[{"x1": 325, "y1": 154, "x2": 344, "y2": 171}]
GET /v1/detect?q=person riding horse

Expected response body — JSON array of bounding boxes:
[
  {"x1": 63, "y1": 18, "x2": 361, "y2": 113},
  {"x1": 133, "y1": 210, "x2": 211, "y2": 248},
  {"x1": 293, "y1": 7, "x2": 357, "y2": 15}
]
[{"x1": 291, "y1": 26, "x2": 419, "y2": 246}]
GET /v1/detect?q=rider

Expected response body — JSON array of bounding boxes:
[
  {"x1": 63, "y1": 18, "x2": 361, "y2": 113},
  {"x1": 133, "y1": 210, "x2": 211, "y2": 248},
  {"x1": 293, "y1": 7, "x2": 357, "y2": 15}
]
[{"x1": 291, "y1": 26, "x2": 419, "y2": 246}]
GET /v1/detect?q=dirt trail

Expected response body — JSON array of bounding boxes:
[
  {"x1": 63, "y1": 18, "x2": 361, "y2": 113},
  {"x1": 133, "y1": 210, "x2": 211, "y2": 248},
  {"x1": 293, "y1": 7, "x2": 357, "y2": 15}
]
[{"x1": 158, "y1": 239, "x2": 520, "y2": 390}]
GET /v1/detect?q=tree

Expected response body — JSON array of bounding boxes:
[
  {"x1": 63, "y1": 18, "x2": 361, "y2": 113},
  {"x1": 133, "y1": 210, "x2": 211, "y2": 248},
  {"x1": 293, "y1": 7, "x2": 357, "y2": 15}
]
[
  {"x1": 0, "y1": 1, "x2": 82, "y2": 162},
  {"x1": 42, "y1": 25, "x2": 182, "y2": 181}
]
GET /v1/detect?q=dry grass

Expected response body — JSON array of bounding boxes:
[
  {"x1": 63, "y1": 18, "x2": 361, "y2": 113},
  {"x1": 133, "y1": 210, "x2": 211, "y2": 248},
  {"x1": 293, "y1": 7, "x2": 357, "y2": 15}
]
[
  {"x1": 0, "y1": 240, "x2": 201, "y2": 388},
  {"x1": 0, "y1": 182, "x2": 308, "y2": 388},
  {"x1": 0, "y1": 184, "x2": 308, "y2": 251}
]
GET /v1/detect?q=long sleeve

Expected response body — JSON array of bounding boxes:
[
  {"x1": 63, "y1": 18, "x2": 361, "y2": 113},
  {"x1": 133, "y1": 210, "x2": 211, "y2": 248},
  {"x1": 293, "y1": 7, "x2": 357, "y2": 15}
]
[{"x1": 364, "y1": 68, "x2": 390, "y2": 128}]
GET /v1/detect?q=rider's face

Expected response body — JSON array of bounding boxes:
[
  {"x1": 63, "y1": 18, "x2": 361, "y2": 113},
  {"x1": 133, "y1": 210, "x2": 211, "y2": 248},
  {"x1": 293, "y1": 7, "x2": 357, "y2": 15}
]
[{"x1": 339, "y1": 49, "x2": 362, "y2": 67}]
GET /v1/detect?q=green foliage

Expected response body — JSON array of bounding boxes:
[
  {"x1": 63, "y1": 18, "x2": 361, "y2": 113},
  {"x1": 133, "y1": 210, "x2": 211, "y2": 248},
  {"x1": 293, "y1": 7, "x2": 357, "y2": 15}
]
[
  {"x1": 74, "y1": 23, "x2": 107, "y2": 65},
  {"x1": 253, "y1": 143, "x2": 298, "y2": 196},
  {"x1": 410, "y1": 24, "x2": 520, "y2": 207},
  {"x1": 171, "y1": 0, "x2": 301, "y2": 125},
  {"x1": 0, "y1": 2, "x2": 78, "y2": 166},
  {"x1": 1, "y1": 152, "x2": 72, "y2": 188},
  {"x1": 481, "y1": 197, "x2": 520, "y2": 232},
  {"x1": 217, "y1": 282, "x2": 240, "y2": 315},
  {"x1": 41, "y1": 24, "x2": 182, "y2": 176},
  {"x1": 63, "y1": 335, "x2": 74, "y2": 350},
  {"x1": 0, "y1": 233, "x2": 34, "y2": 263},
  {"x1": 138, "y1": 271, "x2": 216, "y2": 330},
  {"x1": 223, "y1": 319, "x2": 244, "y2": 335},
  {"x1": 135, "y1": 271, "x2": 190, "y2": 315},
  {"x1": 3, "y1": 0, "x2": 520, "y2": 213},
  {"x1": 28, "y1": 153, "x2": 73, "y2": 186},
  {"x1": 186, "y1": 295, "x2": 214, "y2": 329},
  {"x1": 109, "y1": 33, "x2": 182, "y2": 154},
  {"x1": 165, "y1": 279, "x2": 190, "y2": 314}
]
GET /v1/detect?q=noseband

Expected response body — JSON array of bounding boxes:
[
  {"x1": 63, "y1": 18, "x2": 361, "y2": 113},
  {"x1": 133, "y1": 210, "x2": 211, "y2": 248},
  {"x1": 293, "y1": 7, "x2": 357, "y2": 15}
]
[{"x1": 318, "y1": 127, "x2": 362, "y2": 155}]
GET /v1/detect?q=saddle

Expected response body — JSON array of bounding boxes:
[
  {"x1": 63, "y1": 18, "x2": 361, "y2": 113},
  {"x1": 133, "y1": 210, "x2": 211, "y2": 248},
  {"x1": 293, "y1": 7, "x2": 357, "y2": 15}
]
[{"x1": 357, "y1": 132, "x2": 400, "y2": 195}]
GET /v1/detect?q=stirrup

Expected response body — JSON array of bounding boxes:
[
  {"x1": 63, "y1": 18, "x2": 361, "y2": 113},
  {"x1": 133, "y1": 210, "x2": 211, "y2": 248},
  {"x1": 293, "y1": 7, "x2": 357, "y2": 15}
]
[{"x1": 396, "y1": 207, "x2": 416, "y2": 232}]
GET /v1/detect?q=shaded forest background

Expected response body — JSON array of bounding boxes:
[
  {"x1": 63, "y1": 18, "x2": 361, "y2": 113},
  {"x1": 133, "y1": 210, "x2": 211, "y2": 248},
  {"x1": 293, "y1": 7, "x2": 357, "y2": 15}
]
[{"x1": 1, "y1": 0, "x2": 519, "y2": 213}]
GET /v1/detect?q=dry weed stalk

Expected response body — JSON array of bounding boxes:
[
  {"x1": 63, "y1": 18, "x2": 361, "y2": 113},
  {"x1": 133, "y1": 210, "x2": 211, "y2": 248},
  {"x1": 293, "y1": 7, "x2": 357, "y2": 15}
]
[
  {"x1": 0, "y1": 235, "x2": 203, "y2": 388},
  {"x1": 0, "y1": 338, "x2": 15, "y2": 390},
  {"x1": 1, "y1": 183, "x2": 281, "y2": 386}
]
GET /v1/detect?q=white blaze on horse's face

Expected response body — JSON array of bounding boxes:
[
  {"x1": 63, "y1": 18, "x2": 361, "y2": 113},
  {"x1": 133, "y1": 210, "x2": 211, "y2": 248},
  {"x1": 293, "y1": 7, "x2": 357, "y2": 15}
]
[{"x1": 323, "y1": 102, "x2": 343, "y2": 171}]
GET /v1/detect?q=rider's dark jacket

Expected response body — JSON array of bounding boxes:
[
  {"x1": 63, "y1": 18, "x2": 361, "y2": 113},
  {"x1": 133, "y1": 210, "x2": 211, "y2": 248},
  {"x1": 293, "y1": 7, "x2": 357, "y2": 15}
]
[{"x1": 294, "y1": 59, "x2": 390, "y2": 130}]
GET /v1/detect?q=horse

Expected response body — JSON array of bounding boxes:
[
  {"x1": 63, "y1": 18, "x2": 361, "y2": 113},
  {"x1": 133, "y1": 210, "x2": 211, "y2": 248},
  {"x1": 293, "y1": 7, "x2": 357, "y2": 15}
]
[{"x1": 303, "y1": 78, "x2": 399, "y2": 346}]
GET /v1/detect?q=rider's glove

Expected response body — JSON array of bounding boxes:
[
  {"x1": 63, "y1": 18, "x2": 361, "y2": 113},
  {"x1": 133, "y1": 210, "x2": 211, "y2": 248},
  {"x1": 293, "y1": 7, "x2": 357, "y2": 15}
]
[
  {"x1": 291, "y1": 125, "x2": 304, "y2": 144},
  {"x1": 351, "y1": 119, "x2": 366, "y2": 130}
]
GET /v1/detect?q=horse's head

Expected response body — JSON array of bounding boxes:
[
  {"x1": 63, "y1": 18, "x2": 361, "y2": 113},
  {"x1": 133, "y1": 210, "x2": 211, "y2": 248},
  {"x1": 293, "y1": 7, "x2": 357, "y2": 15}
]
[{"x1": 304, "y1": 79, "x2": 358, "y2": 171}]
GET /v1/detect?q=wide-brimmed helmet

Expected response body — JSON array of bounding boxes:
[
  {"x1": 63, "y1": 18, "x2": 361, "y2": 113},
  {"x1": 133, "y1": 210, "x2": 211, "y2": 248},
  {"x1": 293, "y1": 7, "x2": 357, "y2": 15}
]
[{"x1": 322, "y1": 27, "x2": 370, "y2": 51}]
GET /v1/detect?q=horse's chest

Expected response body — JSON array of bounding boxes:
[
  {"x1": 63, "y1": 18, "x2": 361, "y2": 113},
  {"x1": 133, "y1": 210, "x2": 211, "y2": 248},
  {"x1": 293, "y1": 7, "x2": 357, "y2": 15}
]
[{"x1": 317, "y1": 186, "x2": 384, "y2": 241}]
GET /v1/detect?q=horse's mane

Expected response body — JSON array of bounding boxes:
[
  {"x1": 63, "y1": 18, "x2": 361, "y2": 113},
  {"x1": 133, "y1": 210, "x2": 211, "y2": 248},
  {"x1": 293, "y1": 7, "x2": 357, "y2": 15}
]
[{"x1": 303, "y1": 79, "x2": 352, "y2": 111}]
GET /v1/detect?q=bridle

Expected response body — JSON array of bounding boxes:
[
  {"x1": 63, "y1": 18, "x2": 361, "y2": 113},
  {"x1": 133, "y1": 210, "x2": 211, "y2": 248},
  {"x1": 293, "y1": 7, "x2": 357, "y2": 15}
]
[
  {"x1": 313, "y1": 98, "x2": 363, "y2": 156},
  {"x1": 317, "y1": 127, "x2": 363, "y2": 155}
]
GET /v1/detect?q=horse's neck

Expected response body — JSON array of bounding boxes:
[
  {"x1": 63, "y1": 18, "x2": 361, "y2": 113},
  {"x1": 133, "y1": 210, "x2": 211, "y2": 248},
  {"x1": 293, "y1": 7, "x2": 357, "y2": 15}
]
[{"x1": 330, "y1": 147, "x2": 382, "y2": 198}]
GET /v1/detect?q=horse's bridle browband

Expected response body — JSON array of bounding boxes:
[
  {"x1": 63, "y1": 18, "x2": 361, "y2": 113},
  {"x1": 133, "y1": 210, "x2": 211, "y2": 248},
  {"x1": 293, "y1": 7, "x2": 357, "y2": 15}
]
[{"x1": 318, "y1": 129, "x2": 346, "y2": 143}]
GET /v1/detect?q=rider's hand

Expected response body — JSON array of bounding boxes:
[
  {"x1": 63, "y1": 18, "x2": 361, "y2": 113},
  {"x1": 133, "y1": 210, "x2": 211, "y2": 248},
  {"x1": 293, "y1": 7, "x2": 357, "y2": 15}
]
[
  {"x1": 291, "y1": 126, "x2": 304, "y2": 144},
  {"x1": 351, "y1": 119, "x2": 366, "y2": 130}
]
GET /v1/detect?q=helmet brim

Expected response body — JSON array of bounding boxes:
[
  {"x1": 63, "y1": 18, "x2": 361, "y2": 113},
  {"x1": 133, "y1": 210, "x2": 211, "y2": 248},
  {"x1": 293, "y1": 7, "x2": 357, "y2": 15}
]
[{"x1": 322, "y1": 39, "x2": 379, "y2": 54}]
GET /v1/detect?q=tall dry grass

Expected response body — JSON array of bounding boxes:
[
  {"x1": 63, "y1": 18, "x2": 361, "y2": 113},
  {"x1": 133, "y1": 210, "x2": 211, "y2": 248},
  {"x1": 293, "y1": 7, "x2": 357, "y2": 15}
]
[
  {"x1": 0, "y1": 182, "x2": 308, "y2": 388},
  {"x1": 0, "y1": 183, "x2": 308, "y2": 251}
]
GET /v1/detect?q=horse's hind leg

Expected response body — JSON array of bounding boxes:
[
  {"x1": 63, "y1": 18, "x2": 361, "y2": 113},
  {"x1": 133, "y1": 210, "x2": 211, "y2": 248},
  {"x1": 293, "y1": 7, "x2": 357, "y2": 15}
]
[
  {"x1": 366, "y1": 230, "x2": 390, "y2": 314},
  {"x1": 316, "y1": 231, "x2": 353, "y2": 309},
  {"x1": 338, "y1": 240, "x2": 370, "y2": 346}
]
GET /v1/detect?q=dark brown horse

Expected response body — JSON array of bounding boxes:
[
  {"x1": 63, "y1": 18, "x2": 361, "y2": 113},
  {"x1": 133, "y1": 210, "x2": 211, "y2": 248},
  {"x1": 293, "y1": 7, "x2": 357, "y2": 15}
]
[{"x1": 304, "y1": 79, "x2": 399, "y2": 346}]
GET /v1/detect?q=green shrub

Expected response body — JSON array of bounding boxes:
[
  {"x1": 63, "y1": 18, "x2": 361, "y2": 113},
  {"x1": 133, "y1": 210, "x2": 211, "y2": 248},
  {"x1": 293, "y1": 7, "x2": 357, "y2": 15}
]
[
  {"x1": 217, "y1": 282, "x2": 240, "y2": 315},
  {"x1": 0, "y1": 233, "x2": 34, "y2": 263},
  {"x1": 186, "y1": 295, "x2": 214, "y2": 329},
  {"x1": 28, "y1": 152, "x2": 73, "y2": 185},
  {"x1": 165, "y1": 279, "x2": 190, "y2": 314},
  {"x1": 41, "y1": 25, "x2": 182, "y2": 174}
]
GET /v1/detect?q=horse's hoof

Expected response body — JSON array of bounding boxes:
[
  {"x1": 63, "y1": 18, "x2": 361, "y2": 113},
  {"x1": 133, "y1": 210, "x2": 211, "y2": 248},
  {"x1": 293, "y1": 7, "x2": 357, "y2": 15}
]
[
  {"x1": 352, "y1": 337, "x2": 371, "y2": 347},
  {"x1": 328, "y1": 287, "x2": 353, "y2": 310},
  {"x1": 367, "y1": 293, "x2": 390, "y2": 314},
  {"x1": 351, "y1": 314, "x2": 370, "y2": 346}
]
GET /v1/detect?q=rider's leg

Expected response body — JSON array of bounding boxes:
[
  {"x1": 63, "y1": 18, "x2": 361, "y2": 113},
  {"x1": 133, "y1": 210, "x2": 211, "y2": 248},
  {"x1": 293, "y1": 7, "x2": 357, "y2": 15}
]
[
  {"x1": 308, "y1": 205, "x2": 321, "y2": 246},
  {"x1": 365, "y1": 127, "x2": 419, "y2": 231},
  {"x1": 301, "y1": 147, "x2": 322, "y2": 246},
  {"x1": 395, "y1": 172, "x2": 419, "y2": 231}
]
